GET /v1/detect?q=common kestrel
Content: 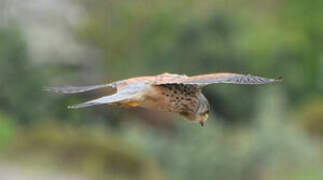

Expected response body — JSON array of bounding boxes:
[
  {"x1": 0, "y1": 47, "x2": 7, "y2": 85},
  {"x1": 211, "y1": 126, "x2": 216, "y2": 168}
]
[{"x1": 46, "y1": 73, "x2": 282, "y2": 126}]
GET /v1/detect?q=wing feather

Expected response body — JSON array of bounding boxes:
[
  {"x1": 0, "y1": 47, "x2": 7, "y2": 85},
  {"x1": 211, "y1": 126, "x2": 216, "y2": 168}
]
[
  {"x1": 68, "y1": 93, "x2": 127, "y2": 109},
  {"x1": 153, "y1": 73, "x2": 281, "y2": 86},
  {"x1": 68, "y1": 82, "x2": 148, "y2": 109},
  {"x1": 185, "y1": 73, "x2": 282, "y2": 85},
  {"x1": 45, "y1": 83, "x2": 116, "y2": 94}
]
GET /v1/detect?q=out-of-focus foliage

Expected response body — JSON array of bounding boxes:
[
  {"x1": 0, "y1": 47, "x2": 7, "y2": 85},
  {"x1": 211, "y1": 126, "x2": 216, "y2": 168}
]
[
  {"x1": 0, "y1": 0, "x2": 323, "y2": 179},
  {"x1": 0, "y1": 27, "x2": 44, "y2": 123},
  {"x1": 3, "y1": 122, "x2": 166, "y2": 180},
  {"x1": 0, "y1": 112, "x2": 16, "y2": 149},
  {"x1": 297, "y1": 96, "x2": 323, "y2": 137}
]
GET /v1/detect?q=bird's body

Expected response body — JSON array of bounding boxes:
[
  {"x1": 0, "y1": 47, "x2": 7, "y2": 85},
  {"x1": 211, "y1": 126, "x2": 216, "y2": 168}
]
[
  {"x1": 46, "y1": 72, "x2": 281, "y2": 126},
  {"x1": 131, "y1": 84, "x2": 204, "y2": 117}
]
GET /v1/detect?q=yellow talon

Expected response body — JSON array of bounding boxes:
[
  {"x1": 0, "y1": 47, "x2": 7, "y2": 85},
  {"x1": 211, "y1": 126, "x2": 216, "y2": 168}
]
[{"x1": 125, "y1": 102, "x2": 140, "y2": 107}]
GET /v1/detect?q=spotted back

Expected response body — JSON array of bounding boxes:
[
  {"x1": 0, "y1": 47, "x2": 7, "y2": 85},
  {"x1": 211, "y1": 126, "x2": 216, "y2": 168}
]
[{"x1": 157, "y1": 84, "x2": 201, "y2": 114}]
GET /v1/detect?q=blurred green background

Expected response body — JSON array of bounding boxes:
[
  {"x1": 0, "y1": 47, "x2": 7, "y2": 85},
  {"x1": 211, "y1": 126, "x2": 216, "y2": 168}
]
[{"x1": 0, "y1": 0, "x2": 323, "y2": 179}]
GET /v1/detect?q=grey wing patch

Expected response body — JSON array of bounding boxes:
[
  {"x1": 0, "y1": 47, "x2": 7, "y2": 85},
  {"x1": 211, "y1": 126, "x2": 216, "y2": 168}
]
[
  {"x1": 45, "y1": 83, "x2": 116, "y2": 94},
  {"x1": 68, "y1": 93, "x2": 126, "y2": 109},
  {"x1": 68, "y1": 82, "x2": 149, "y2": 109},
  {"x1": 183, "y1": 74, "x2": 282, "y2": 85}
]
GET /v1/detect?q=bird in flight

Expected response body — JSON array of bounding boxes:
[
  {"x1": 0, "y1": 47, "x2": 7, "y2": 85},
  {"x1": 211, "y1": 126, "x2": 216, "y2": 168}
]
[{"x1": 46, "y1": 73, "x2": 282, "y2": 126}]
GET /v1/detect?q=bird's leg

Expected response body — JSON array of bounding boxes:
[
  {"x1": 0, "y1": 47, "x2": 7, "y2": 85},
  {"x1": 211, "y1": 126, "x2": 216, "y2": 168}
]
[{"x1": 123, "y1": 101, "x2": 140, "y2": 107}]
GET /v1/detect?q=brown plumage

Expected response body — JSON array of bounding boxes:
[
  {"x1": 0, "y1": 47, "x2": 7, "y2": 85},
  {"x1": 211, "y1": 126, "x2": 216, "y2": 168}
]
[{"x1": 46, "y1": 72, "x2": 282, "y2": 126}]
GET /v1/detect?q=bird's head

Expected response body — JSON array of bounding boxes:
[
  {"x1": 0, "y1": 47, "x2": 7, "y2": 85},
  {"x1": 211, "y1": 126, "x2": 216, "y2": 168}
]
[
  {"x1": 195, "y1": 93, "x2": 210, "y2": 126},
  {"x1": 179, "y1": 93, "x2": 210, "y2": 127}
]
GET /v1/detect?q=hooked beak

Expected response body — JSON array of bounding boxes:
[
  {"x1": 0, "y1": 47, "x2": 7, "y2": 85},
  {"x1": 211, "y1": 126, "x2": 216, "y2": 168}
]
[{"x1": 199, "y1": 112, "x2": 209, "y2": 127}]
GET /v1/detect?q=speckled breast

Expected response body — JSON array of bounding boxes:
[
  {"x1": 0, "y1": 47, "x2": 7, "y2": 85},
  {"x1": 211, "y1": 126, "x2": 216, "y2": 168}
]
[{"x1": 142, "y1": 84, "x2": 201, "y2": 114}]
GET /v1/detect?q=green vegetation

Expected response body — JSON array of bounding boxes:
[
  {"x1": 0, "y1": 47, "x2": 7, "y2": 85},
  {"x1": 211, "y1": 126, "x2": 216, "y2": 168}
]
[{"x1": 0, "y1": 0, "x2": 322, "y2": 179}]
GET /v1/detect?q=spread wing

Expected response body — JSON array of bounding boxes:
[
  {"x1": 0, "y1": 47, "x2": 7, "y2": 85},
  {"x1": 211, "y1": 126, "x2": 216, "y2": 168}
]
[
  {"x1": 44, "y1": 76, "x2": 154, "y2": 94},
  {"x1": 68, "y1": 82, "x2": 149, "y2": 109},
  {"x1": 153, "y1": 73, "x2": 282, "y2": 86},
  {"x1": 45, "y1": 73, "x2": 186, "y2": 94},
  {"x1": 45, "y1": 83, "x2": 116, "y2": 94},
  {"x1": 116, "y1": 73, "x2": 188, "y2": 87},
  {"x1": 185, "y1": 73, "x2": 282, "y2": 85}
]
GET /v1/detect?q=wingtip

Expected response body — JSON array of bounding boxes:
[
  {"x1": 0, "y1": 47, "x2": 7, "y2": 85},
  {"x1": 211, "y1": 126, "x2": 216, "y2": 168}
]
[
  {"x1": 67, "y1": 102, "x2": 94, "y2": 109},
  {"x1": 67, "y1": 105, "x2": 77, "y2": 109},
  {"x1": 43, "y1": 87, "x2": 53, "y2": 92},
  {"x1": 44, "y1": 87, "x2": 62, "y2": 93}
]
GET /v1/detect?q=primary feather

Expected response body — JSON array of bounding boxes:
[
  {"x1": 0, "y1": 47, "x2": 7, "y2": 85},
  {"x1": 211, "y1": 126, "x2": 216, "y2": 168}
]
[
  {"x1": 45, "y1": 83, "x2": 116, "y2": 94},
  {"x1": 67, "y1": 82, "x2": 149, "y2": 109}
]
